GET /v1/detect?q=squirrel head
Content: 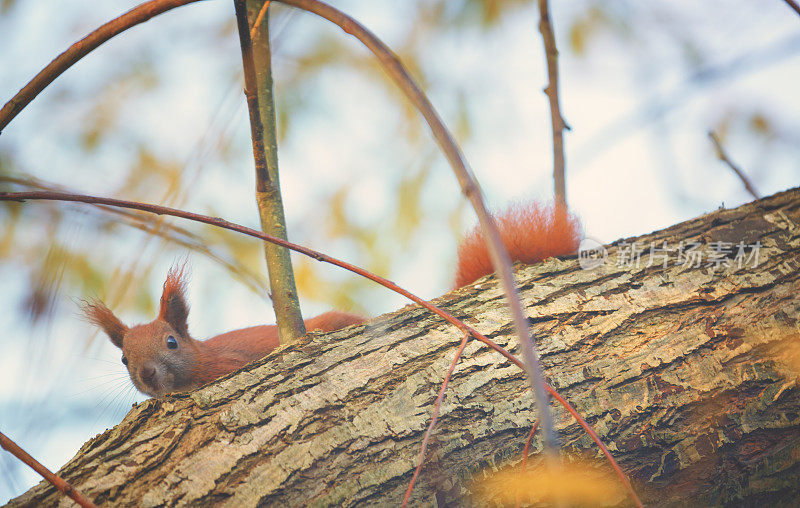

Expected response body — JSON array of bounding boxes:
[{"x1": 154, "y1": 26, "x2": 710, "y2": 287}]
[{"x1": 84, "y1": 264, "x2": 202, "y2": 397}]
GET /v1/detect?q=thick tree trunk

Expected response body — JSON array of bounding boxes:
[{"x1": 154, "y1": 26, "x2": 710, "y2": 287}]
[{"x1": 7, "y1": 188, "x2": 800, "y2": 507}]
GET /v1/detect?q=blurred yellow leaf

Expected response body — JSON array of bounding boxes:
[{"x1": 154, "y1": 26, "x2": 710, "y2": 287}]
[
  {"x1": 325, "y1": 188, "x2": 351, "y2": 239},
  {"x1": 475, "y1": 460, "x2": 626, "y2": 507},
  {"x1": 568, "y1": 7, "x2": 610, "y2": 56},
  {"x1": 749, "y1": 113, "x2": 771, "y2": 136},
  {"x1": 394, "y1": 166, "x2": 430, "y2": 241}
]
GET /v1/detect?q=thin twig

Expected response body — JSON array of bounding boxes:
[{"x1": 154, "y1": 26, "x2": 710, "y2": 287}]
[
  {"x1": 0, "y1": 190, "x2": 641, "y2": 507},
  {"x1": 537, "y1": 0, "x2": 569, "y2": 208},
  {"x1": 0, "y1": 0, "x2": 205, "y2": 133},
  {"x1": 516, "y1": 420, "x2": 540, "y2": 508},
  {"x1": 1, "y1": 175, "x2": 267, "y2": 295},
  {"x1": 521, "y1": 421, "x2": 540, "y2": 470},
  {"x1": 783, "y1": 0, "x2": 800, "y2": 17},
  {"x1": 708, "y1": 131, "x2": 760, "y2": 200},
  {"x1": 402, "y1": 331, "x2": 470, "y2": 507},
  {"x1": 251, "y1": 0, "x2": 272, "y2": 36},
  {"x1": 0, "y1": 430, "x2": 98, "y2": 508},
  {"x1": 548, "y1": 389, "x2": 641, "y2": 507}
]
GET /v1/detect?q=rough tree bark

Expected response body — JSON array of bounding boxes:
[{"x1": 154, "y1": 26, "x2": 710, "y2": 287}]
[{"x1": 7, "y1": 188, "x2": 800, "y2": 507}]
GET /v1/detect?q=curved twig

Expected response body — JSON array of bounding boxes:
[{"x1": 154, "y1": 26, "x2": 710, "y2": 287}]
[
  {"x1": 0, "y1": 190, "x2": 641, "y2": 506},
  {"x1": 708, "y1": 131, "x2": 760, "y2": 200},
  {"x1": 0, "y1": 430, "x2": 98, "y2": 508},
  {"x1": 0, "y1": 0, "x2": 205, "y2": 133},
  {"x1": 522, "y1": 420, "x2": 540, "y2": 470},
  {"x1": 783, "y1": 0, "x2": 800, "y2": 17},
  {"x1": 402, "y1": 331, "x2": 470, "y2": 507}
]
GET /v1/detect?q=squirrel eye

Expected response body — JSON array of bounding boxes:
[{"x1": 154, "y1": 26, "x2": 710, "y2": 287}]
[
  {"x1": 121, "y1": 354, "x2": 128, "y2": 366},
  {"x1": 166, "y1": 335, "x2": 178, "y2": 349}
]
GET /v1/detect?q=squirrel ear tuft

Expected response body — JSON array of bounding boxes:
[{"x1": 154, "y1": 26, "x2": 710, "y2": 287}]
[
  {"x1": 159, "y1": 262, "x2": 190, "y2": 338},
  {"x1": 83, "y1": 300, "x2": 127, "y2": 348}
]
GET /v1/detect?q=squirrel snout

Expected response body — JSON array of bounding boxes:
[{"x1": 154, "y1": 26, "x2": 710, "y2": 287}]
[{"x1": 140, "y1": 365, "x2": 157, "y2": 386}]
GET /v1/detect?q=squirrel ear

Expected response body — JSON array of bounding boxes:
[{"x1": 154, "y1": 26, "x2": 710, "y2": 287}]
[
  {"x1": 83, "y1": 300, "x2": 127, "y2": 348},
  {"x1": 159, "y1": 263, "x2": 189, "y2": 338}
]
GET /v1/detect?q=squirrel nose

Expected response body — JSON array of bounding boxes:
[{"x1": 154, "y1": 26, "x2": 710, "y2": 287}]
[{"x1": 141, "y1": 365, "x2": 157, "y2": 385}]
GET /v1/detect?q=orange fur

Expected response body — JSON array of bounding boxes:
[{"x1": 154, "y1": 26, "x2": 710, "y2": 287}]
[
  {"x1": 83, "y1": 300, "x2": 127, "y2": 348},
  {"x1": 454, "y1": 201, "x2": 582, "y2": 288},
  {"x1": 193, "y1": 311, "x2": 366, "y2": 386}
]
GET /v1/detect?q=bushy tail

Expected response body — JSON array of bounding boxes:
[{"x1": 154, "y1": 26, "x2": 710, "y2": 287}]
[{"x1": 454, "y1": 201, "x2": 582, "y2": 287}]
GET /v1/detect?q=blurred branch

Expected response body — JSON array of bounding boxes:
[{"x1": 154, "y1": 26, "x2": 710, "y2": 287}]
[
  {"x1": 0, "y1": 0, "x2": 205, "y2": 134},
  {"x1": 573, "y1": 34, "x2": 800, "y2": 170},
  {"x1": 235, "y1": 0, "x2": 305, "y2": 343},
  {"x1": 1, "y1": 175, "x2": 267, "y2": 296},
  {"x1": 537, "y1": 0, "x2": 570, "y2": 207},
  {"x1": 0, "y1": 189, "x2": 638, "y2": 507},
  {"x1": 783, "y1": 0, "x2": 800, "y2": 17},
  {"x1": 0, "y1": 430, "x2": 98, "y2": 508},
  {"x1": 707, "y1": 131, "x2": 760, "y2": 200}
]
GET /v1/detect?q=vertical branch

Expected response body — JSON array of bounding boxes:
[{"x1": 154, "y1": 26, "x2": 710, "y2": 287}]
[
  {"x1": 234, "y1": 0, "x2": 305, "y2": 344},
  {"x1": 537, "y1": 0, "x2": 569, "y2": 207}
]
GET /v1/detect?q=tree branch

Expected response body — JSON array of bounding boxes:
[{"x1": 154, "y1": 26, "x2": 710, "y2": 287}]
[
  {"x1": 0, "y1": 431, "x2": 98, "y2": 508},
  {"x1": 0, "y1": 189, "x2": 638, "y2": 505},
  {"x1": 537, "y1": 0, "x2": 569, "y2": 208},
  {"x1": 402, "y1": 331, "x2": 470, "y2": 507},
  {"x1": 783, "y1": 0, "x2": 800, "y2": 17},
  {"x1": 234, "y1": 0, "x2": 306, "y2": 343},
  {"x1": 0, "y1": 0, "x2": 205, "y2": 134},
  {"x1": 708, "y1": 131, "x2": 760, "y2": 200}
]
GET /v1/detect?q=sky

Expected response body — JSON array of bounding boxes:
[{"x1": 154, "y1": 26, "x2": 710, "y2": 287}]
[{"x1": 0, "y1": 0, "x2": 799, "y2": 502}]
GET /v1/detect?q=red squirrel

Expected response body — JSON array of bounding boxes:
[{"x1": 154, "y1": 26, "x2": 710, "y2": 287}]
[
  {"x1": 84, "y1": 265, "x2": 365, "y2": 397},
  {"x1": 85, "y1": 201, "x2": 580, "y2": 398}
]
